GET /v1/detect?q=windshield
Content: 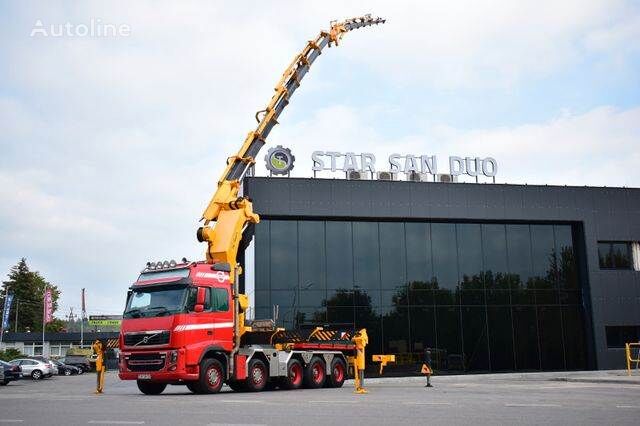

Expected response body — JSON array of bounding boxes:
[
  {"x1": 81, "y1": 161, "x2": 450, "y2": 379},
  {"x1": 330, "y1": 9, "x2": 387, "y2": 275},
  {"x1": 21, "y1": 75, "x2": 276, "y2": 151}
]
[{"x1": 123, "y1": 285, "x2": 194, "y2": 318}]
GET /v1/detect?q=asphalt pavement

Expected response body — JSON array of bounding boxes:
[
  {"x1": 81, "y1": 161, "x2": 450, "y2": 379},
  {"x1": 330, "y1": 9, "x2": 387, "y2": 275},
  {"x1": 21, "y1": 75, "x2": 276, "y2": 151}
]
[{"x1": 0, "y1": 370, "x2": 639, "y2": 425}]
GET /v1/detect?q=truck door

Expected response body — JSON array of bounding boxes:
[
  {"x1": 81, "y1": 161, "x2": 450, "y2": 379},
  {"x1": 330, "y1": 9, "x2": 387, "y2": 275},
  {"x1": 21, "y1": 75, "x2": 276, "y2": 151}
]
[
  {"x1": 181, "y1": 287, "x2": 215, "y2": 346},
  {"x1": 209, "y1": 287, "x2": 233, "y2": 350}
]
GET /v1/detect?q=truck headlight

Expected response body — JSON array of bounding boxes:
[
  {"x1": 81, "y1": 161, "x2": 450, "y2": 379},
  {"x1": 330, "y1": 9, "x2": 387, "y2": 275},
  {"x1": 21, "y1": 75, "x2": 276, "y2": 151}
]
[{"x1": 169, "y1": 350, "x2": 178, "y2": 364}]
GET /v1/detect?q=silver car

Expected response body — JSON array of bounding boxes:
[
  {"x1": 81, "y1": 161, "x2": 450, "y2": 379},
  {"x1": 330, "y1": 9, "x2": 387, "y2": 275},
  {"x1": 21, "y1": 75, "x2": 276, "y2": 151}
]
[{"x1": 9, "y1": 358, "x2": 53, "y2": 380}]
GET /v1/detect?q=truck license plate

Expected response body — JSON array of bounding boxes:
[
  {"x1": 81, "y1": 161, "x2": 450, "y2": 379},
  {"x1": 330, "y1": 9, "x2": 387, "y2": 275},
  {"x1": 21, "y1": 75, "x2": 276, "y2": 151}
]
[{"x1": 138, "y1": 374, "x2": 151, "y2": 380}]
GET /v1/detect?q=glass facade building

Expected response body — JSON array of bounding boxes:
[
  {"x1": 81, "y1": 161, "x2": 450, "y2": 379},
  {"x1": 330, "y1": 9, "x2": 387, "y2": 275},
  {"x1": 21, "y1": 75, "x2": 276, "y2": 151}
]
[{"x1": 253, "y1": 219, "x2": 589, "y2": 373}]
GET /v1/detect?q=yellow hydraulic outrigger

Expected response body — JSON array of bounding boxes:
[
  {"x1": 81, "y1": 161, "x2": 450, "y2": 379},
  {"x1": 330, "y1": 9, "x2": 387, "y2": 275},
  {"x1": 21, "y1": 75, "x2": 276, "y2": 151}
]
[{"x1": 196, "y1": 15, "x2": 385, "y2": 283}]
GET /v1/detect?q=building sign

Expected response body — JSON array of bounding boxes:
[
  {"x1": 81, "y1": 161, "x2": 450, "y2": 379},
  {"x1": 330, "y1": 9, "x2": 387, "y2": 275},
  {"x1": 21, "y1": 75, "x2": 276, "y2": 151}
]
[
  {"x1": 311, "y1": 151, "x2": 497, "y2": 178},
  {"x1": 264, "y1": 145, "x2": 295, "y2": 175},
  {"x1": 88, "y1": 315, "x2": 122, "y2": 326}
]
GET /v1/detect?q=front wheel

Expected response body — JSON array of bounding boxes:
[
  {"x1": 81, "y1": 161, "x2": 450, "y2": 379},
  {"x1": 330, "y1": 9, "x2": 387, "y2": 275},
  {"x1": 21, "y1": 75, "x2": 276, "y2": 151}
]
[
  {"x1": 245, "y1": 358, "x2": 268, "y2": 392},
  {"x1": 192, "y1": 358, "x2": 225, "y2": 394},
  {"x1": 137, "y1": 380, "x2": 167, "y2": 395}
]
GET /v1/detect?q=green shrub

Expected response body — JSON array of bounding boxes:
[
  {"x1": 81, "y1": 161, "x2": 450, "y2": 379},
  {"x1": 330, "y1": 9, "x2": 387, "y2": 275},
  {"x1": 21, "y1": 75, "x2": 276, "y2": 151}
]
[{"x1": 0, "y1": 348, "x2": 24, "y2": 361}]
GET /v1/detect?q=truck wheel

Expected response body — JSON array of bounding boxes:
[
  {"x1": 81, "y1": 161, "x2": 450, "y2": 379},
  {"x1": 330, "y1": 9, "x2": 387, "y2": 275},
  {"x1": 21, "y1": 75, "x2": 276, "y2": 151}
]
[
  {"x1": 303, "y1": 356, "x2": 326, "y2": 389},
  {"x1": 245, "y1": 358, "x2": 268, "y2": 392},
  {"x1": 136, "y1": 381, "x2": 167, "y2": 395},
  {"x1": 193, "y1": 358, "x2": 225, "y2": 394},
  {"x1": 326, "y1": 358, "x2": 347, "y2": 388},
  {"x1": 279, "y1": 359, "x2": 304, "y2": 390}
]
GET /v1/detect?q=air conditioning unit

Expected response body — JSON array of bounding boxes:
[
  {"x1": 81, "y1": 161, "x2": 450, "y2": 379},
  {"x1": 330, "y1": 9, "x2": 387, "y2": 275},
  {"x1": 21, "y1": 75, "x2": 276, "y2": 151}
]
[
  {"x1": 407, "y1": 171, "x2": 434, "y2": 182},
  {"x1": 347, "y1": 170, "x2": 366, "y2": 180},
  {"x1": 377, "y1": 171, "x2": 396, "y2": 181},
  {"x1": 437, "y1": 174, "x2": 458, "y2": 183}
]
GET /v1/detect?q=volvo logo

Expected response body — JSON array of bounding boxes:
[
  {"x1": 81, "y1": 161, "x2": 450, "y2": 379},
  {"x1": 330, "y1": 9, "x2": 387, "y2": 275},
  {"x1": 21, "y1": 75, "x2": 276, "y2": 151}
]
[
  {"x1": 142, "y1": 336, "x2": 149, "y2": 344},
  {"x1": 265, "y1": 145, "x2": 295, "y2": 175}
]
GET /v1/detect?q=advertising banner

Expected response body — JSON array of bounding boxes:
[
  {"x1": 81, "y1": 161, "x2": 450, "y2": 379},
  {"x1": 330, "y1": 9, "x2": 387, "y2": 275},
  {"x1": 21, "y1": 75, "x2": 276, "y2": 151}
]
[
  {"x1": 44, "y1": 288, "x2": 53, "y2": 323},
  {"x1": 2, "y1": 292, "x2": 13, "y2": 329}
]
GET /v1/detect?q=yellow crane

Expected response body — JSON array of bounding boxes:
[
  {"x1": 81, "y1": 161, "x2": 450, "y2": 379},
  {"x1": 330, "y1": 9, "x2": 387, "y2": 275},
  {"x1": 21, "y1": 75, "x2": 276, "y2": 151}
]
[{"x1": 196, "y1": 15, "x2": 385, "y2": 284}]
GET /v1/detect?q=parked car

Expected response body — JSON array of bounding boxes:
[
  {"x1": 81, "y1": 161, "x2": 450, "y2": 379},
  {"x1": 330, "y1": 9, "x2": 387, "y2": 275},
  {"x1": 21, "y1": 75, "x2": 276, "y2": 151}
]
[
  {"x1": 28, "y1": 356, "x2": 59, "y2": 375},
  {"x1": 51, "y1": 360, "x2": 80, "y2": 376},
  {"x1": 0, "y1": 360, "x2": 22, "y2": 385},
  {"x1": 61, "y1": 355, "x2": 90, "y2": 373},
  {"x1": 9, "y1": 358, "x2": 53, "y2": 380}
]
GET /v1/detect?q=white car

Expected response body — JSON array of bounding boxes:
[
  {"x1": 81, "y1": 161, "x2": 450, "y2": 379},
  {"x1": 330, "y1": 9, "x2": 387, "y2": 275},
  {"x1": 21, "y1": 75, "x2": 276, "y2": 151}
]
[{"x1": 9, "y1": 359, "x2": 53, "y2": 380}]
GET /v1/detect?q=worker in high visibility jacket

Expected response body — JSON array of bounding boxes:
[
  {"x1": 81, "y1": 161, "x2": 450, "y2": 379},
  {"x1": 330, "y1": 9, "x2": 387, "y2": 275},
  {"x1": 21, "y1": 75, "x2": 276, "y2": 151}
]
[
  {"x1": 421, "y1": 348, "x2": 433, "y2": 388},
  {"x1": 92, "y1": 339, "x2": 106, "y2": 394},
  {"x1": 352, "y1": 329, "x2": 368, "y2": 394}
]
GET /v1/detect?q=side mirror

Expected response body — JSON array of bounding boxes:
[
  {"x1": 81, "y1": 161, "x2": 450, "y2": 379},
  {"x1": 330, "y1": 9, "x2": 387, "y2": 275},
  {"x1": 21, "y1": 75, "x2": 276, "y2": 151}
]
[{"x1": 194, "y1": 287, "x2": 206, "y2": 313}]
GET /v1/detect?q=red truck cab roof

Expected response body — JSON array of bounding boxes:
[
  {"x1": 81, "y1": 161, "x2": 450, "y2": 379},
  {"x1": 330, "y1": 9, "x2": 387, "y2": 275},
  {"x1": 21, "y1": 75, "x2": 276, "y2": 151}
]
[{"x1": 133, "y1": 261, "x2": 231, "y2": 288}]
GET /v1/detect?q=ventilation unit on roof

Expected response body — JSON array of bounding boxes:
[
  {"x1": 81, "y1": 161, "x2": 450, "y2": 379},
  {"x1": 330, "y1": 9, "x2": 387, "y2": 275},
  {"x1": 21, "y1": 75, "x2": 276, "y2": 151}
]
[
  {"x1": 347, "y1": 170, "x2": 367, "y2": 180},
  {"x1": 377, "y1": 171, "x2": 396, "y2": 181},
  {"x1": 437, "y1": 174, "x2": 458, "y2": 183}
]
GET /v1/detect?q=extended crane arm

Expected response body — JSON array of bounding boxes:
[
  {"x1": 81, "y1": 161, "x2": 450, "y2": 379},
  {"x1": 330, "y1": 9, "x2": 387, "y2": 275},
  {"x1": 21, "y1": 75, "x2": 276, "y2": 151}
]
[{"x1": 197, "y1": 15, "x2": 385, "y2": 278}]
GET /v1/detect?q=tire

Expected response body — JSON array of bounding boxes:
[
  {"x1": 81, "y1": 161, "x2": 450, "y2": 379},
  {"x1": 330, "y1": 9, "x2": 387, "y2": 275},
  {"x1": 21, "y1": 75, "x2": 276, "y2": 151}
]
[
  {"x1": 64, "y1": 369, "x2": 72, "y2": 376},
  {"x1": 279, "y1": 359, "x2": 304, "y2": 390},
  {"x1": 31, "y1": 369, "x2": 43, "y2": 380},
  {"x1": 303, "y1": 356, "x2": 326, "y2": 389},
  {"x1": 192, "y1": 358, "x2": 225, "y2": 394},
  {"x1": 326, "y1": 358, "x2": 347, "y2": 388},
  {"x1": 136, "y1": 380, "x2": 167, "y2": 395},
  {"x1": 244, "y1": 358, "x2": 268, "y2": 392},
  {"x1": 226, "y1": 380, "x2": 247, "y2": 392}
]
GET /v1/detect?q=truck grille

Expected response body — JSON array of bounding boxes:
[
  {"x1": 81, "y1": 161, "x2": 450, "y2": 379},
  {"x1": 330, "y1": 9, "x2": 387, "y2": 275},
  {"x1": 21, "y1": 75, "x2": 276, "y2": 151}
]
[
  {"x1": 124, "y1": 331, "x2": 170, "y2": 347},
  {"x1": 126, "y1": 353, "x2": 166, "y2": 372}
]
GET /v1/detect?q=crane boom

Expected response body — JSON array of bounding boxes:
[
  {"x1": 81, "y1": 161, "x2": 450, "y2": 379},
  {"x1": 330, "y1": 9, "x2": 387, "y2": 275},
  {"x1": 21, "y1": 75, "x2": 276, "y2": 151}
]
[{"x1": 197, "y1": 15, "x2": 385, "y2": 280}]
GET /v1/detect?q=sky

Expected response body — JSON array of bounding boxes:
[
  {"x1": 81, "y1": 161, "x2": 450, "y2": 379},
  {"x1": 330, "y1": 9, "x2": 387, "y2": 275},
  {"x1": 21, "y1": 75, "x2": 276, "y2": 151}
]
[{"x1": 0, "y1": 1, "x2": 639, "y2": 317}]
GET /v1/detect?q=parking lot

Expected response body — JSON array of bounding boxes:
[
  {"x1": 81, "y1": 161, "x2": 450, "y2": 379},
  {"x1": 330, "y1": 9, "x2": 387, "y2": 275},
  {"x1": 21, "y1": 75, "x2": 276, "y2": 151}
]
[{"x1": 0, "y1": 371, "x2": 639, "y2": 425}]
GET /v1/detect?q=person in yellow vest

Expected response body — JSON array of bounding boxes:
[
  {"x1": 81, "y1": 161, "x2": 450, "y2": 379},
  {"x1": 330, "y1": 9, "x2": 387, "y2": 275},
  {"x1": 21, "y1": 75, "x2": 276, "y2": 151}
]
[
  {"x1": 421, "y1": 348, "x2": 433, "y2": 388},
  {"x1": 92, "y1": 339, "x2": 106, "y2": 394}
]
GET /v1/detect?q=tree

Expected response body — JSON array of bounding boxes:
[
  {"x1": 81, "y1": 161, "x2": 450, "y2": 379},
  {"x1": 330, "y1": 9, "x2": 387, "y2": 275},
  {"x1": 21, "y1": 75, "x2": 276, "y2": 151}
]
[
  {"x1": 1, "y1": 258, "x2": 61, "y2": 332},
  {"x1": 0, "y1": 348, "x2": 23, "y2": 361}
]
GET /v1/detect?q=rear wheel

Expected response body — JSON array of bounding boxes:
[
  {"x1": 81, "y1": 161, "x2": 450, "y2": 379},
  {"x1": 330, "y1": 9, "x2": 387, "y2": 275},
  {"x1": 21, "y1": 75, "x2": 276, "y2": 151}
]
[
  {"x1": 279, "y1": 359, "x2": 304, "y2": 390},
  {"x1": 64, "y1": 369, "x2": 72, "y2": 376},
  {"x1": 303, "y1": 357, "x2": 326, "y2": 389},
  {"x1": 136, "y1": 381, "x2": 167, "y2": 395},
  {"x1": 192, "y1": 358, "x2": 225, "y2": 394},
  {"x1": 326, "y1": 358, "x2": 347, "y2": 388},
  {"x1": 31, "y1": 370, "x2": 42, "y2": 380},
  {"x1": 245, "y1": 358, "x2": 268, "y2": 392}
]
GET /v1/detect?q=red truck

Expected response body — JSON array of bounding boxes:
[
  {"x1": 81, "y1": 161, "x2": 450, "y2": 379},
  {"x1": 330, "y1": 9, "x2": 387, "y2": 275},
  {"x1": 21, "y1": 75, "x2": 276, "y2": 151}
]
[
  {"x1": 119, "y1": 260, "x2": 354, "y2": 395},
  {"x1": 118, "y1": 16, "x2": 384, "y2": 395}
]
